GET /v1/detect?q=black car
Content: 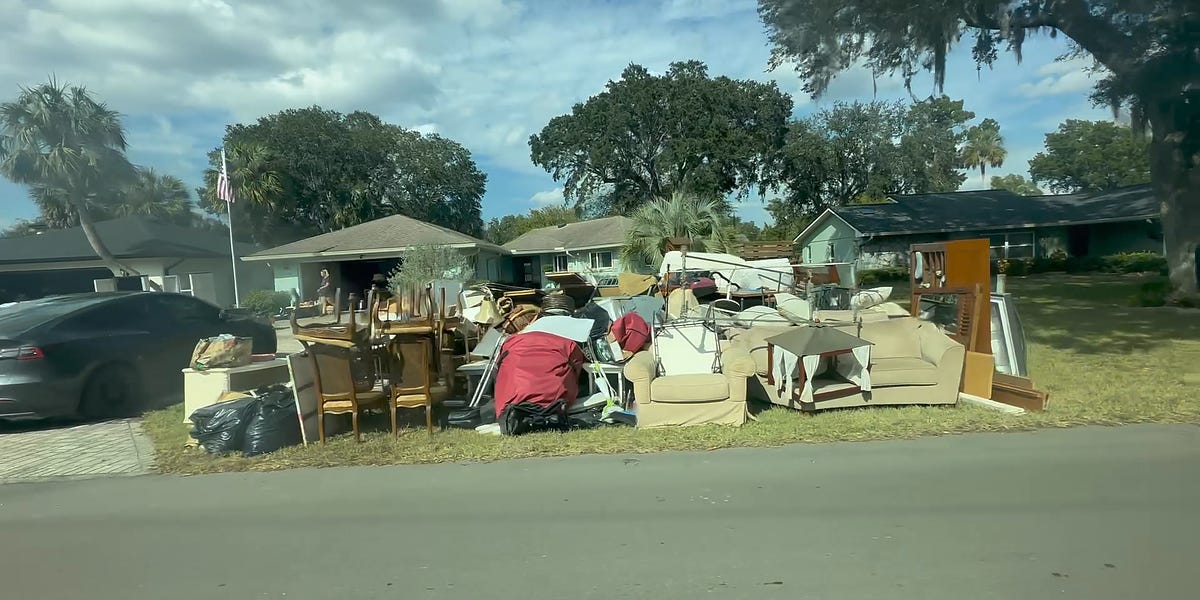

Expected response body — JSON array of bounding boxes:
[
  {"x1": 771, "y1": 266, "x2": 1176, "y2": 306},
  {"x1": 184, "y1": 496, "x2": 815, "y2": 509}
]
[{"x1": 0, "y1": 292, "x2": 277, "y2": 420}]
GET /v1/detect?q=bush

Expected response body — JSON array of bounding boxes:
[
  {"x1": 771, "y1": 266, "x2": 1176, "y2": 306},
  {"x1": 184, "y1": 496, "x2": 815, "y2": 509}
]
[
  {"x1": 243, "y1": 290, "x2": 292, "y2": 317},
  {"x1": 858, "y1": 266, "x2": 909, "y2": 286},
  {"x1": 1129, "y1": 279, "x2": 1172, "y2": 307},
  {"x1": 1065, "y1": 255, "x2": 1104, "y2": 273},
  {"x1": 1101, "y1": 251, "x2": 1168, "y2": 274},
  {"x1": 388, "y1": 244, "x2": 476, "y2": 296}
]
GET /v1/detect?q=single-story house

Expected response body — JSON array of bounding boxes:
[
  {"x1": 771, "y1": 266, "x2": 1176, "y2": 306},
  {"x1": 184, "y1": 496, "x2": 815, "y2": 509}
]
[
  {"x1": 243, "y1": 213, "x2": 506, "y2": 303},
  {"x1": 0, "y1": 216, "x2": 268, "y2": 306},
  {"x1": 501, "y1": 216, "x2": 634, "y2": 287},
  {"x1": 793, "y1": 185, "x2": 1161, "y2": 268}
]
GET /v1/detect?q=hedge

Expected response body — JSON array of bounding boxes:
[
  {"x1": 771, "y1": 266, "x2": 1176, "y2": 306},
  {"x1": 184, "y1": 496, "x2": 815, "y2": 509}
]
[
  {"x1": 859, "y1": 251, "x2": 1167, "y2": 284},
  {"x1": 243, "y1": 290, "x2": 292, "y2": 317}
]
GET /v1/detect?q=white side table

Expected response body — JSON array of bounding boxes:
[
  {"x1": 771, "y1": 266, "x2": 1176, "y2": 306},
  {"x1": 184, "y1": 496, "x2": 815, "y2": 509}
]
[{"x1": 181, "y1": 359, "x2": 291, "y2": 423}]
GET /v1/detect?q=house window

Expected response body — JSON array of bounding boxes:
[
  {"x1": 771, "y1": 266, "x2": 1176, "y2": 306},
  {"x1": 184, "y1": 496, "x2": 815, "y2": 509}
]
[
  {"x1": 553, "y1": 255, "x2": 570, "y2": 272},
  {"x1": 988, "y1": 231, "x2": 1036, "y2": 260},
  {"x1": 589, "y1": 251, "x2": 614, "y2": 269}
]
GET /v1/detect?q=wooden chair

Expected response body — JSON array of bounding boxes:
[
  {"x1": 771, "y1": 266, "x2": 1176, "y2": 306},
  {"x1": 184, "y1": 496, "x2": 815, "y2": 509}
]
[
  {"x1": 386, "y1": 335, "x2": 442, "y2": 435},
  {"x1": 302, "y1": 338, "x2": 386, "y2": 444}
]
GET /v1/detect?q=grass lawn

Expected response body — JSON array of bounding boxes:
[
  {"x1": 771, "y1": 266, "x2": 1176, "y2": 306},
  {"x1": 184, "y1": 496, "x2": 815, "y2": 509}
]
[{"x1": 144, "y1": 273, "x2": 1200, "y2": 475}]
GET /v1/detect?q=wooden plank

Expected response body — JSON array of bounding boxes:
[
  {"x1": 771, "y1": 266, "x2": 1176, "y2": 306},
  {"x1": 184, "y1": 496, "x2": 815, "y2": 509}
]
[
  {"x1": 961, "y1": 351, "x2": 995, "y2": 399},
  {"x1": 991, "y1": 372, "x2": 1049, "y2": 411}
]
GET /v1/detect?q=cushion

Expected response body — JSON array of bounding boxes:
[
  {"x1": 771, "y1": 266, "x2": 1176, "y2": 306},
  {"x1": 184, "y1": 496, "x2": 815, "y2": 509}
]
[
  {"x1": 654, "y1": 322, "x2": 721, "y2": 376},
  {"x1": 850, "y1": 286, "x2": 893, "y2": 310},
  {"x1": 651, "y1": 374, "x2": 730, "y2": 403},
  {"x1": 858, "y1": 317, "x2": 922, "y2": 358},
  {"x1": 869, "y1": 357, "x2": 939, "y2": 387},
  {"x1": 728, "y1": 325, "x2": 792, "y2": 377}
]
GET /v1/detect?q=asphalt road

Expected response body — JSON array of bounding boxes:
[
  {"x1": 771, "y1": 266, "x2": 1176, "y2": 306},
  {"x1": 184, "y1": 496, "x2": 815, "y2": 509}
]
[{"x1": 2, "y1": 424, "x2": 1198, "y2": 600}]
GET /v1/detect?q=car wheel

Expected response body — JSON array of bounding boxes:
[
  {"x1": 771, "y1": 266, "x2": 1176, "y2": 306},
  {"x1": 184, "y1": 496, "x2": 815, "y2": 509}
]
[{"x1": 78, "y1": 364, "x2": 143, "y2": 420}]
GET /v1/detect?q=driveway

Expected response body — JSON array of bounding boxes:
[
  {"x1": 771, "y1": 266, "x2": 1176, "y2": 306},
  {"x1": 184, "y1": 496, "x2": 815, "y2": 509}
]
[
  {"x1": 0, "y1": 418, "x2": 155, "y2": 482},
  {"x1": 0, "y1": 424, "x2": 1197, "y2": 599}
]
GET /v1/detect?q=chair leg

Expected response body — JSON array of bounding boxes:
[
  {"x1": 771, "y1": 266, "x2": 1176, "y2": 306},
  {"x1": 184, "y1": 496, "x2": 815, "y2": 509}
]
[
  {"x1": 352, "y1": 409, "x2": 360, "y2": 443},
  {"x1": 425, "y1": 401, "x2": 433, "y2": 435},
  {"x1": 390, "y1": 399, "x2": 399, "y2": 438},
  {"x1": 318, "y1": 406, "x2": 326, "y2": 445}
]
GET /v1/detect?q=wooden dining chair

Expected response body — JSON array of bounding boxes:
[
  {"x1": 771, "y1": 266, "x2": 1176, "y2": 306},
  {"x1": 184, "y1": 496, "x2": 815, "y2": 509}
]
[
  {"x1": 302, "y1": 338, "x2": 386, "y2": 444},
  {"x1": 386, "y1": 335, "x2": 444, "y2": 435}
]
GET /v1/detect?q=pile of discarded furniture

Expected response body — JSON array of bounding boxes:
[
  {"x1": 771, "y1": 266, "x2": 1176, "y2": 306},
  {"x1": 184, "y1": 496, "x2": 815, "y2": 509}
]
[{"x1": 182, "y1": 235, "x2": 1049, "y2": 452}]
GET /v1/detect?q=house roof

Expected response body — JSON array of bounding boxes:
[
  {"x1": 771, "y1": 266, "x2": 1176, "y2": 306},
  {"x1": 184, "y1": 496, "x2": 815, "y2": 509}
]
[
  {"x1": 827, "y1": 184, "x2": 1157, "y2": 238},
  {"x1": 503, "y1": 216, "x2": 633, "y2": 254},
  {"x1": 0, "y1": 216, "x2": 258, "y2": 266},
  {"x1": 245, "y1": 213, "x2": 500, "y2": 261}
]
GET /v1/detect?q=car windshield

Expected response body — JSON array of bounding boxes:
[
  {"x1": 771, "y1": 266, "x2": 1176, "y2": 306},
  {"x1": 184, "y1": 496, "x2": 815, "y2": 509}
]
[{"x1": 0, "y1": 295, "x2": 111, "y2": 336}]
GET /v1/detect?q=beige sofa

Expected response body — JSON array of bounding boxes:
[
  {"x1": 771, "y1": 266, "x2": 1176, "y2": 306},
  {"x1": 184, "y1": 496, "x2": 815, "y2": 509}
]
[
  {"x1": 624, "y1": 346, "x2": 757, "y2": 428},
  {"x1": 726, "y1": 317, "x2": 964, "y2": 411}
]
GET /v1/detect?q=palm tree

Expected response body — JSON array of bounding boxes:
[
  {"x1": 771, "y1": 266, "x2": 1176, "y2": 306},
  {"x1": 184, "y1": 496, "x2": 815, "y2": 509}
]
[
  {"x1": 200, "y1": 142, "x2": 282, "y2": 210},
  {"x1": 622, "y1": 192, "x2": 731, "y2": 268},
  {"x1": 113, "y1": 167, "x2": 196, "y2": 224},
  {"x1": 0, "y1": 80, "x2": 141, "y2": 276},
  {"x1": 961, "y1": 118, "x2": 1007, "y2": 183}
]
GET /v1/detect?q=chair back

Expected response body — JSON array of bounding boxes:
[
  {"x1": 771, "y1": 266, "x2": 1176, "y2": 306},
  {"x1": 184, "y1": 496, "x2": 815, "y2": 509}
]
[
  {"x1": 306, "y1": 340, "x2": 376, "y2": 397},
  {"x1": 388, "y1": 335, "x2": 433, "y2": 394}
]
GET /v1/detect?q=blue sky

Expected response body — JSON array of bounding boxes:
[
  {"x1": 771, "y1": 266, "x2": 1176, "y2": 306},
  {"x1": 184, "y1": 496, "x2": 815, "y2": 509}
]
[{"x1": 0, "y1": 0, "x2": 1114, "y2": 233}]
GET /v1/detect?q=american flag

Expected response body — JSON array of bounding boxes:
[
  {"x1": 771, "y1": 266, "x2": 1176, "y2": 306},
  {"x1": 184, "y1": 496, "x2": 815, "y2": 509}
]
[{"x1": 217, "y1": 148, "x2": 236, "y2": 205}]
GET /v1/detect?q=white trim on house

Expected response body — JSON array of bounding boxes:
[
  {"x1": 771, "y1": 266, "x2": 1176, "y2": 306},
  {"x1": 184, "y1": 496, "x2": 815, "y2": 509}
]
[
  {"x1": 507, "y1": 242, "x2": 624, "y2": 256},
  {"x1": 792, "y1": 209, "x2": 863, "y2": 244}
]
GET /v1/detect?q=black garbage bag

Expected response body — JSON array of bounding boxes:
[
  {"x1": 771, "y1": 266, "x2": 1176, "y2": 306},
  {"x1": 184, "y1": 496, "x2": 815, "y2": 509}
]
[
  {"x1": 242, "y1": 385, "x2": 302, "y2": 457},
  {"x1": 499, "y1": 400, "x2": 569, "y2": 436},
  {"x1": 190, "y1": 396, "x2": 258, "y2": 455}
]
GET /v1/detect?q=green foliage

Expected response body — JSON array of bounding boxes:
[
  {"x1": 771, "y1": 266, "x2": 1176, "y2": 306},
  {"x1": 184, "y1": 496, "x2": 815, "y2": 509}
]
[
  {"x1": 529, "y1": 60, "x2": 792, "y2": 216},
  {"x1": 857, "y1": 267, "x2": 909, "y2": 286},
  {"x1": 1129, "y1": 279, "x2": 1172, "y2": 307},
  {"x1": 0, "y1": 80, "x2": 135, "y2": 223},
  {"x1": 961, "y1": 118, "x2": 1006, "y2": 184},
  {"x1": 387, "y1": 245, "x2": 475, "y2": 296},
  {"x1": 990, "y1": 174, "x2": 1043, "y2": 196},
  {"x1": 1102, "y1": 251, "x2": 1167, "y2": 275},
  {"x1": 485, "y1": 205, "x2": 580, "y2": 245},
  {"x1": 198, "y1": 107, "x2": 486, "y2": 246},
  {"x1": 997, "y1": 251, "x2": 1166, "y2": 278},
  {"x1": 1028, "y1": 120, "x2": 1151, "y2": 193},
  {"x1": 243, "y1": 290, "x2": 292, "y2": 317},
  {"x1": 110, "y1": 168, "x2": 198, "y2": 226},
  {"x1": 773, "y1": 96, "x2": 976, "y2": 217},
  {"x1": 622, "y1": 192, "x2": 730, "y2": 268}
]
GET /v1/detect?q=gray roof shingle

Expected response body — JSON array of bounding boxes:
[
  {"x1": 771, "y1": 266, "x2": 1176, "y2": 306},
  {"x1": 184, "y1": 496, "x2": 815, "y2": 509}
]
[
  {"x1": 503, "y1": 216, "x2": 632, "y2": 254},
  {"x1": 834, "y1": 184, "x2": 1156, "y2": 236},
  {"x1": 247, "y1": 213, "x2": 494, "y2": 260},
  {"x1": 0, "y1": 216, "x2": 258, "y2": 266}
]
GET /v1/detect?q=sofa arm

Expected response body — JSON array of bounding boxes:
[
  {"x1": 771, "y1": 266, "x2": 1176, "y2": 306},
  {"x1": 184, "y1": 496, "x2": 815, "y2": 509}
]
[
  {"x1": 624, "y1": 351, "x2": 656, "y2": 406},
  {"x1": 721, "y1": 347, "x2": 755, "y2": 404},
  {"x1": 916, "y1": 322, "x2": 963, "y2": 366}
]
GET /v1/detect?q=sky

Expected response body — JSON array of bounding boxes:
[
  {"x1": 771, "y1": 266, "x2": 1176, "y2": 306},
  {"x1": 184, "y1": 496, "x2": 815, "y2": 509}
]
[{"x1": 0, "y1": 0, "x2": 1117, "y2": 234}]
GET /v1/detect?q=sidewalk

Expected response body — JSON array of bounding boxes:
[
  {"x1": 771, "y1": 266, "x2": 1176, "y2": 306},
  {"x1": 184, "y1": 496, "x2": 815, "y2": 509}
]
[{"x1": 0, "y1": 418, "x2": 155, "y2": 483}]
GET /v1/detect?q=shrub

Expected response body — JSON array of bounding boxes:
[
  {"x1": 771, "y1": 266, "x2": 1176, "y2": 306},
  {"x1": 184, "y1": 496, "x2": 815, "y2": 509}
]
[
  {"x1": 858, "y1": 266, "x2": 909, "y2": 286},
  {"x1": 1065, "y1": 255, "x2": 1104, "y2": 273},
  {"x1": 1129, "y1": 279, "x2": 1172, "y2": 307},
  {"x1": 388, "y1": 244, "x2": 476, "y2": 296},
  {"x1": 1101, "y1": 251, "x2": 1168, "y2": 274},
  {"x1": 243, "y1": 290, "x2": 292, "y2": 316}
]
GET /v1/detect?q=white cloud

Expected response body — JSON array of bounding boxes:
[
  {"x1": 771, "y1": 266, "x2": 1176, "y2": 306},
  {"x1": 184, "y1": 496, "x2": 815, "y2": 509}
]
[
  {"x1": 529, "y1": 187, "x2": 565, "y2": 206},
  {"x1": 1017, "y1": 58, "x2": 1106, "y2": 98},
  {"x1": 0, "y1": 0, "x2": 1119, "y2": 224}
]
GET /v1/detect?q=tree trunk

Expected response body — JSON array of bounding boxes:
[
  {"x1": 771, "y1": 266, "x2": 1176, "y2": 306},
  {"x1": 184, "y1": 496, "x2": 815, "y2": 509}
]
[
  {"x1": 73, "y1": 199, "x2": 163, "y2": 291},
  {"x1": 1146, "y1": 96, "x2": 1200, "y2": 296}
]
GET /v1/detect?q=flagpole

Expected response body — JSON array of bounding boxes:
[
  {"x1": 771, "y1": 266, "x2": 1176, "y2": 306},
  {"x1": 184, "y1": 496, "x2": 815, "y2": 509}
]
[{"x1": 222, "y1": 148, "x2": 241, "y2": 308}]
